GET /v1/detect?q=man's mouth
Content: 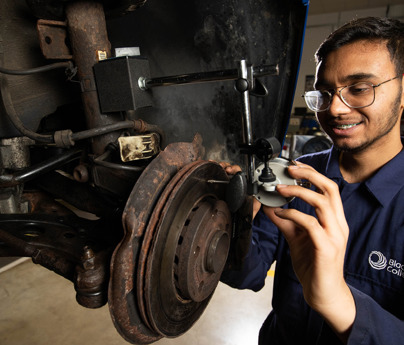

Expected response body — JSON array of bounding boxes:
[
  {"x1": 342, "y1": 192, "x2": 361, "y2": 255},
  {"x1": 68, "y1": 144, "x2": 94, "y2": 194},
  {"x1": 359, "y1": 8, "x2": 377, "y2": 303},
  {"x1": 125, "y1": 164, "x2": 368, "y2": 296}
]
[{"x1": 332, "y1": 122, "x2": 361, "y2": 130}]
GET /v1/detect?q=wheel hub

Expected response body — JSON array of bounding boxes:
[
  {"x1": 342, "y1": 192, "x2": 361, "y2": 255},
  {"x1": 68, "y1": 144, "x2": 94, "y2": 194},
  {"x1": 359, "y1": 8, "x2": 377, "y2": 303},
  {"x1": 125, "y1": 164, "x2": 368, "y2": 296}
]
[{"x1": 176, "y1": 198, "x2": 230, "y2": 302}]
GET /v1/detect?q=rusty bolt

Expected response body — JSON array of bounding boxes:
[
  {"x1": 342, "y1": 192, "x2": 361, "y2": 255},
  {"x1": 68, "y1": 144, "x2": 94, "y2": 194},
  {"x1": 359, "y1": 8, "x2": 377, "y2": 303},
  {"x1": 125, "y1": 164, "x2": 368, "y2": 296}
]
[{"x1": 81, "y1": 246, "x2": 95, "y2": 270}]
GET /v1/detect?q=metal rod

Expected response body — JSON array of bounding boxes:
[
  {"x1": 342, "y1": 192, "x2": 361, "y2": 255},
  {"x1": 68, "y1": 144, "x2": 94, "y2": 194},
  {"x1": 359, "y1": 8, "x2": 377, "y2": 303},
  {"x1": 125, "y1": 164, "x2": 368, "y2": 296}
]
[
  {"x1": 0, "y1": 61, "x2": 73, "y2": 75},
  {"x1": 253, "y1": 64, "x2": 279, "y2": 78},
  {"x1": 0, "y1": 228, "x2": 75, "y2": 282},
  {"x1": 0, "y1": 149, "x2": 82, "y2": 187},
  {"x1": 239, "y1": 60, "x2": 255, "y2": 182},
  {"x1": 71, "y1": 120, "x2": 135, "y2": 141},
  {"x1": 140, "y1": 63, "x2": 278, "y2": 90},
  {"x1": 0, "y1": 228, "x2": 36, "y2": 256},
  {"x1": 93, "y1": 149, "x2": 145, "y2": 172},
  {"x1": 207, "y1": 179, "x2": 229, "y2": 184}
]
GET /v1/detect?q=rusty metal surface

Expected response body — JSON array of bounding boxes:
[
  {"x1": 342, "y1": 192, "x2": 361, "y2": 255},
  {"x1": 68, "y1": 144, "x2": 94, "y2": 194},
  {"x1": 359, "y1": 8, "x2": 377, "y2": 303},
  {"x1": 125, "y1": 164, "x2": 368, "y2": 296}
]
[
  {"x1": 26, "y1": 0, "x2": 148, "y2": 20},
  {"x1": 0, "y1": 0, "x2": 78, "y2": 138},
  {"x1": 176, "y1": 198, "x2": 231, "y2": 302},
  {"x1": 0, "y1": 190, "x2": 121, "y2": 308},
  {"x1": 0, "y1": 137, "x2": 33, "y2": 170},
  {"x1": 108, "y1": 135, "x2": 204, "y2": 344},
  {"x1": 33, "y1": 170, "x2": 121, "y2": 218},
  {"x1": 0, "y1": 214, "x2": 88, "y2": 280},
  {"x1": 65, "y1": 1, "x2": 118, "y2": 156},
  {"x1": 108, "y1": 138, "x2": 232, "y2": 342},
  {"x1": 75, "y1": 247, "x2": 111, "y2": 308},
  {"x1": 143, "y1": 161, "x2": 230, "y2": 337},
  {"x1": 136, "y1": 160, "x2": 201, "y2": 330},
  {"x1": 0, "y1": 213, "x2": 116, "y2": 308},
  {"x1": 37, "y1": 19, "x2": 73, "y2": 60}
]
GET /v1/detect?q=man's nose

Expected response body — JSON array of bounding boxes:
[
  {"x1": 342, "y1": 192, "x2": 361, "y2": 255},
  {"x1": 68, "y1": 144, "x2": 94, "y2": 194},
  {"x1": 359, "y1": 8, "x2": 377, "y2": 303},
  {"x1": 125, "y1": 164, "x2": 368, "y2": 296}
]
[{"x1": 328, "y1": 92, "x2": 351, "y2": 115}]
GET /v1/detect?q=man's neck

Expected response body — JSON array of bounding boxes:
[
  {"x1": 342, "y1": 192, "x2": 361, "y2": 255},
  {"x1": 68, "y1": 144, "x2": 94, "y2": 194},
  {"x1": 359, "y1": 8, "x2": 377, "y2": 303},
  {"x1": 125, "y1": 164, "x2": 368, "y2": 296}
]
[{"x1": 339, "y1": 137, "x2": 403, "y2": 183}]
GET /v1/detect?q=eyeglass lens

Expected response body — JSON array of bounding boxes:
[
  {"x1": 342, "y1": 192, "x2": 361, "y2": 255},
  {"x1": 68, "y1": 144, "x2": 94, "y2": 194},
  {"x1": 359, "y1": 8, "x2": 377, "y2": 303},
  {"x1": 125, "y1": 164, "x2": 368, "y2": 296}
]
[
  {"x1": 304, "y1": 82, "x2": 375, "y2": 112},
  {"x1": 342, "y1": 83, "x2": 374, "y2": 108}
]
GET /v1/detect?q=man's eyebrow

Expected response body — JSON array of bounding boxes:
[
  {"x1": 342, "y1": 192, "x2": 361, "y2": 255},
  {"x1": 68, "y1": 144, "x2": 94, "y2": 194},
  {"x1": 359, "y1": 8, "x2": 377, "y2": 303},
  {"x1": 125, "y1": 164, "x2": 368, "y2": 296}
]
[
  {"x1": 342, "y1": 73, "x2": 376, "y2": 82},
  {"x1": 314, "y1": 73, "x2": 377, "y2": 89}
]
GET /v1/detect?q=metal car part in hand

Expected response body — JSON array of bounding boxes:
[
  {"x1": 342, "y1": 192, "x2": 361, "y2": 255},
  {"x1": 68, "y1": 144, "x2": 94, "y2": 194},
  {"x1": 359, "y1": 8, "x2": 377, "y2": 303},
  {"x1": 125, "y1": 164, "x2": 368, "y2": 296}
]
[{"x1": 253, "y1": 158, "x2": 297, "y2": 207}]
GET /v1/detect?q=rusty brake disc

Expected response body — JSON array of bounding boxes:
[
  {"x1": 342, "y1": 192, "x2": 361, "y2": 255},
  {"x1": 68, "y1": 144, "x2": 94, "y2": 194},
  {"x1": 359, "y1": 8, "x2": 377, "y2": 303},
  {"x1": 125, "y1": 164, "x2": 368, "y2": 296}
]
[
  {"x1": 109, "y1": 137, "x2": 232, "y2": 343},
  {"x1": 108, "y1": 135, "x2": 204, "y2": 344},
  {"x1": 143, "y1": 160, "x2": 231, "y2": 337},
  {"x1": 136, "y1": 160, "x2": 202, "y2": 331}
]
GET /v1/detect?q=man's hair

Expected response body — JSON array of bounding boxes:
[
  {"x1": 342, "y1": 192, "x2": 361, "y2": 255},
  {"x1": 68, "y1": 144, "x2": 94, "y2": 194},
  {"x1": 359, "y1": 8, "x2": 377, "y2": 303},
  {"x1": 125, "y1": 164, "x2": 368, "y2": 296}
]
[{"x1": 315, "y1": 17, "x2": 404, "y2": 75}]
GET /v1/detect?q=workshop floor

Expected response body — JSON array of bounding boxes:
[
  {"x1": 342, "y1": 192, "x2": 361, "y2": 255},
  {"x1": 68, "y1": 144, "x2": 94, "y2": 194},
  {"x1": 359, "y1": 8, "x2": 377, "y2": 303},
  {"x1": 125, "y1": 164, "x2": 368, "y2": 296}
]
[{"x1": 0, "y1": 259, "x2": 273, "y2": 345}]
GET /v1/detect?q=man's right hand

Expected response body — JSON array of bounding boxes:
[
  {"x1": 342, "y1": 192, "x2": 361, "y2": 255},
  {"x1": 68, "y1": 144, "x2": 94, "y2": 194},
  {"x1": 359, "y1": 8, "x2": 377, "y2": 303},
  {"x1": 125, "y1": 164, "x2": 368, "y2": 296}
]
[{"x1": 218, "y1": 162, "x2": 262, "y2": 219}]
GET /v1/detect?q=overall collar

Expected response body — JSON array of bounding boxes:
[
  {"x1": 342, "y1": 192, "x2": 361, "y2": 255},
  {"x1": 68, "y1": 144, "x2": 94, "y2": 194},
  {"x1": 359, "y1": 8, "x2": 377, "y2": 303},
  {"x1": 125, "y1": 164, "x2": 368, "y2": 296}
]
[{"x1": 324, "y1": 141, "x2": 404, "y2": 207}]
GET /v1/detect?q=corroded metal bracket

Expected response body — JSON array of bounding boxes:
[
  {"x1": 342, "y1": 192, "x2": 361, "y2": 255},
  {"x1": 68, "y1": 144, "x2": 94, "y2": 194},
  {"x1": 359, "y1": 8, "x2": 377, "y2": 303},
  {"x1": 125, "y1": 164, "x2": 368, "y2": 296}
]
[{"x1": 37, "y1": 19, "x2": 72, "y2": 60}]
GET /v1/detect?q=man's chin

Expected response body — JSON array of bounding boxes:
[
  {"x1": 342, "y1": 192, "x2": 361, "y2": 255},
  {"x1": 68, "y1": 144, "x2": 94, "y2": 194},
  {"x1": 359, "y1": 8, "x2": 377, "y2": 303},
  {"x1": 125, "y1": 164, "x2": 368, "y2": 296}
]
[{"x1": 334, "y1": 140, "x2": 372, "y2": 154}]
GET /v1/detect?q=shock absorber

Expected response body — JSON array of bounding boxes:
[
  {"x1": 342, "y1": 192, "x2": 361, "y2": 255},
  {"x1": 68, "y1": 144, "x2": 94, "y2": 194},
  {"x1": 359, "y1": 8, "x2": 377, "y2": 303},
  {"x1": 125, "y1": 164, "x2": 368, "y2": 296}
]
[{"x1": 65, "y1": 1, "x2": 121, "y2": 155}]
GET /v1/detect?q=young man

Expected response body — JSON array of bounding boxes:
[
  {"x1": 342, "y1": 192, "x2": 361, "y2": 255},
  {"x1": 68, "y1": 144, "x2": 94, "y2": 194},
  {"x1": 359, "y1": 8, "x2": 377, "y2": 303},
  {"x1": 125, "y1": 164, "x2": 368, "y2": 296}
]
[{"x1": 221, "y1": 17, "x2": 404, "y2": 344}]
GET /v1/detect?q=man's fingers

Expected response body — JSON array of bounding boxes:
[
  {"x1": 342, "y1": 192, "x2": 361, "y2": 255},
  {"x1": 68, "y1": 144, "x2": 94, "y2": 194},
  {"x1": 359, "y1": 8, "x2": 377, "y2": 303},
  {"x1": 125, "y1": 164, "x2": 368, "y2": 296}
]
[
  {"x1": 280, "y1": 164, "x2": 346, "y2": 221},
  {"x1": 268, "y1": 207, "x2": 329, "y2": 248},
  {"x1": 276, "y1": 184, "x2": 347, "y2": 232},
  {"x1": 287, "y1": 164, "x2": 339, "y2": 197},
  {"x1": 217, "y1": 161, "x2": 242, "y2": 175},
  {"x1": 253, "y1": 199, "x2": 262, "y2": 219},
  {"x1": 264, "y1": 207, "x2": 299, "y2": 235}
]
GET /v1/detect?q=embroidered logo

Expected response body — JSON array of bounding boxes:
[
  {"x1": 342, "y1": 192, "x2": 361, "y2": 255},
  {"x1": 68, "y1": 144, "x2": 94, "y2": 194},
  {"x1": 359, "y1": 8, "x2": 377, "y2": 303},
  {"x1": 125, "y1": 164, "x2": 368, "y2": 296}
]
[
  {"x1": 368, "y1": 251, "x2": 404, "y2": 278},
  {"x1": 368, "y1": 251, "x2": 387, "y2": 270}
]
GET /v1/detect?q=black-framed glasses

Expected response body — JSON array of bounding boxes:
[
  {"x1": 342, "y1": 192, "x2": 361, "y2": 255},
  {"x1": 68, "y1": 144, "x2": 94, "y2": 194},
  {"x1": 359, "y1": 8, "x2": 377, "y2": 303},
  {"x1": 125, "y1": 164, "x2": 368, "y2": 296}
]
[{"x1": 303, "y1": 76, "x2": 401, "y2": 112}]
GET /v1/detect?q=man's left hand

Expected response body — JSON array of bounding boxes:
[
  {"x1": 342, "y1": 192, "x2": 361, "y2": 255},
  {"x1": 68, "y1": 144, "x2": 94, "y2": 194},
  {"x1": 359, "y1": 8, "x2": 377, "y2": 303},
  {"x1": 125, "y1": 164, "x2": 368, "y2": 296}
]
[{"x1": 262, "y1": 162, "x2": 355, "y2": 343}]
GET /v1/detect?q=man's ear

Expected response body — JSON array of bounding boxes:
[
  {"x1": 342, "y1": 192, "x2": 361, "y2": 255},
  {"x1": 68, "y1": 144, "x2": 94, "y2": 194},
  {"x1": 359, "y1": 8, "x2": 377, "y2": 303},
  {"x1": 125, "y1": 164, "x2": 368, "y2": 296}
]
[
  {"x1": 401, "y1": 74, "x2": 404, "y2": 105},
  {"x1": 399, "y1": 75, "x2": 404, "y2": 119}
]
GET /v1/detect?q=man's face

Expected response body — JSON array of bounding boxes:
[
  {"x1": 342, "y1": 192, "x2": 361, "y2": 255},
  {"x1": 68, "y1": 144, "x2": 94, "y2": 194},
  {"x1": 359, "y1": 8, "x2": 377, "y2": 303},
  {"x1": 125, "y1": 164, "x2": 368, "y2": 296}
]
[{"x1": 314, "y1": 40, "x2": 404, "y2": 153}]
